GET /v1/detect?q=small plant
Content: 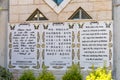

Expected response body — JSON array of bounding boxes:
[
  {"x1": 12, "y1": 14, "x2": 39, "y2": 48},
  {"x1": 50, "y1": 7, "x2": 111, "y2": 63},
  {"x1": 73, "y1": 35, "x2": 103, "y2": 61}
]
[
  {"x1": 62, "y1": 64, "x2": 83, "y2": 80},
  {"x1": 19, "y1": 70, "x2": 36, "y2": 80},
  {"x1": 36, "y1": 66, "x2": 55, "y2": 80},
  {"x1": 0, "y1": 65, "x2": 13, "y2": 80},
  {"x1": 86, "y1": 65, "x2": 113, "y2": 80}
]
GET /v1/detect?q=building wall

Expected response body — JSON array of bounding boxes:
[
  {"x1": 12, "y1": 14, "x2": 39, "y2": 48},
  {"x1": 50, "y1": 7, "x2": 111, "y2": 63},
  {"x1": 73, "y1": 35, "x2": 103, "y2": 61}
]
[
  {"x1": 0, "y1": 0, "x2": 113, "y2": 80},
  {"x1": 8, "y1": 0, "x2": 113, "y2": 80},
  {"x1": 9, "y1": 0, "x2": 112, "y2": 23}
]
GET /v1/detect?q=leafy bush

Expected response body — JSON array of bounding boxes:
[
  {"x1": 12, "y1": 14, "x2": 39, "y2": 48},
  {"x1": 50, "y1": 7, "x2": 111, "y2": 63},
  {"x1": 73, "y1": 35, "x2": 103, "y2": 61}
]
[
  {"x1": 62, "y1": 64, "x2": 83, "y2": 80},
  {"x1": 0, "y1": 65, "x2": 13, "y2": 80},
  {"x1": 86, "y1": 65, "x2": 113, "y2": 80},
  {"x1": 19, "y1": 70, "x2": 36, "y2": 80},
  {"x1": 36, "y1": 66, "x2": 55, "y2": 80}
]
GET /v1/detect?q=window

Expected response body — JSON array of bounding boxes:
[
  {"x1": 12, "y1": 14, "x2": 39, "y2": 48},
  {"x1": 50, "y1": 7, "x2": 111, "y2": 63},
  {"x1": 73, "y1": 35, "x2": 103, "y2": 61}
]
[
  {"x1": 69, "y1": 7, "x2": 92, "y2": 20},
  {"x1": 26, "y1": 9, "x2": 48, "y2": 21},
  {"x1": 53, "y1": 0, "x2": 63, "y2": 6}
]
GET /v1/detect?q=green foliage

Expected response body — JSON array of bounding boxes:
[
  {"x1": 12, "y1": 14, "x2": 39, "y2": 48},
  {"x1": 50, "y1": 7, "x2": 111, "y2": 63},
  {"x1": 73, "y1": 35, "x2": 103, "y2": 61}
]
[
  {"x1": 0, "y1": 65, "x2": 13, "y2": 80},
  {"x1": 86, "y1": 65, "x2": 113, "y2": 80},
  {"x1": 62, "y1": 64, "x2": 83, "y2": 80},
  {"x1": 36, "y1": 66, "x2": 55, "y2": 80},
  {"x1": 19, "y1": 70, "x2": 36, "y2": 80},
  {"x1": 0, "y1": 7, "x2": 2, "y2": 10}
]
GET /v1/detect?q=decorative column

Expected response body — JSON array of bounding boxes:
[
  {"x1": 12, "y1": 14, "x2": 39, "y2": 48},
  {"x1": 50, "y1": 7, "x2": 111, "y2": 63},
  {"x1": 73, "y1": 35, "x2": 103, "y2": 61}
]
[
  {"x1": 113, "y1": 0, "x2": 120, "y2": 80},
  {"x1": 0, "y1": 0, "x2": 8, "y2": 67}
]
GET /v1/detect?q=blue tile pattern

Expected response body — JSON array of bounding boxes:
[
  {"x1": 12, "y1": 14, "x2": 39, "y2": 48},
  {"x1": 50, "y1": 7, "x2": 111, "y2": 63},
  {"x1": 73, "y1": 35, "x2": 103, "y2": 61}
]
[{"x1": 53, "y1": 0, "x2": 63, "y2": 5}]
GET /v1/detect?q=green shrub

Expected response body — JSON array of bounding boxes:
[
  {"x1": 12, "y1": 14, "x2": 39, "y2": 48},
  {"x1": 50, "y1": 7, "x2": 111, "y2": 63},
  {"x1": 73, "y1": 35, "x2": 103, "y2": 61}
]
[
  {"x1": 86, "y1": 65, "x2": 113, "y2": 80},
  {"x1": 62, "y1": 64, "x2": 83, "y2": 80},
  {"x1": 36, "y1": 66, "x2": 55, "y2": 80},
  {"x1": 0, "y1": 65, "x2": 13, "y2": 80},
  {"x1": 19, "y1": 70, "x2": 36, "y2": 80},
  {"x1": 0, "y1": 7, "x2": 2, "y2": 10}
]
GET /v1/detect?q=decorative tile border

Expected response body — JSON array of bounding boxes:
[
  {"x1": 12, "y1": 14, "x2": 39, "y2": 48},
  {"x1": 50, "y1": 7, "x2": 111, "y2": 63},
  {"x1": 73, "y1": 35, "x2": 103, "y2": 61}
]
[{"x1": 44, "y1": 0, "x2": 71, "y2": 13}]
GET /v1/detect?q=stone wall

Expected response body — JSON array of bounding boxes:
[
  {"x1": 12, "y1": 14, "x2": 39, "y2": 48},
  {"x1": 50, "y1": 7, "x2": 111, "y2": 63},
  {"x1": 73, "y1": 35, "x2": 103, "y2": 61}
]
[
  {"x1": 0, "y1": 0, "x2": 113, "y2": 80},
  {"x1": 9, "y1": 0, "x2": 112, "y2": 23}
]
